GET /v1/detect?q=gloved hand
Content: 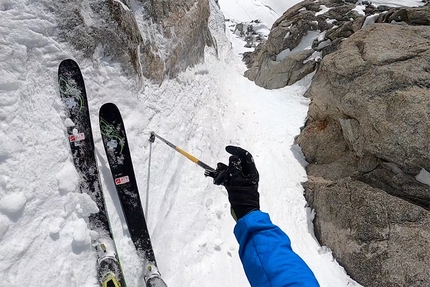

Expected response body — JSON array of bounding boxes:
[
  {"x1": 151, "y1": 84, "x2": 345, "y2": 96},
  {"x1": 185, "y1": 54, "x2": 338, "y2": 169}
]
[{"x1": 207, "y1": 146, "x2": 260, "y2": 221}]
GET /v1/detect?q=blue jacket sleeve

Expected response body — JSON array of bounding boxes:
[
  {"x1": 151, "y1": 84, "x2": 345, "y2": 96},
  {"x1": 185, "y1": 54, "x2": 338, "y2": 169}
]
[{"x1": 234, "y1": 211, "x2": 320, "y2": 287}]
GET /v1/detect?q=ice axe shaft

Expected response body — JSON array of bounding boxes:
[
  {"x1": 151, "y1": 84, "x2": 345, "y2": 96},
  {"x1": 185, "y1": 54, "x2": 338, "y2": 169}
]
[{"x1": 150, "y1": 132, "x2": 216, "y2": 172}]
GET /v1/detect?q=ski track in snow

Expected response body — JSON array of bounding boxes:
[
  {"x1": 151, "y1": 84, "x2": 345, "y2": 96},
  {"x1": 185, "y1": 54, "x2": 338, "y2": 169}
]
[{"x1": 0, "y1": 0, "x2": 425, "y2": 286}]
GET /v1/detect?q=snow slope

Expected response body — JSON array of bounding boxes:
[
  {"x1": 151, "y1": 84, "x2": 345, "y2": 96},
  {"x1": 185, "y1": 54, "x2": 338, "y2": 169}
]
[
  {"x1": 218, "y1": 0, "x2": 301, "y2": 25},
  {"x1": 0, "y1": 0, "x2": 425, "y2": 286}
]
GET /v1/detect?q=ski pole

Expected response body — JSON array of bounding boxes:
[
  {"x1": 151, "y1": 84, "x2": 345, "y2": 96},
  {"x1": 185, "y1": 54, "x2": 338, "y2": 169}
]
[
  {"x1": 150, "y1": 132, "x2": 216, "y2": 172},
  {"x1": 145, "y1": 133, "x2": 155, "y2": 221}
]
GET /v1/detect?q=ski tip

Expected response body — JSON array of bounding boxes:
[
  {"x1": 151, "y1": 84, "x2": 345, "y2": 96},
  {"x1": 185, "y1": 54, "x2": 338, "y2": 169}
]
[
  {"x1": 99, "y1": 103, "x2": 120, "y2": 115},
  {"x1": 101, "y1": 102, "x2": 117, "y2": 108},
  {"x1": 58, "y1": 59, "x2": 82, "y2": 80},
  {"x1": 59, "y1": 58, "x2": 79, "y2": 69}
]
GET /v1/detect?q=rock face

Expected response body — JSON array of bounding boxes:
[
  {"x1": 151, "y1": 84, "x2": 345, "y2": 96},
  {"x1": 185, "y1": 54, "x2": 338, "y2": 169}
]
[
  {"x1": 53, "y1": 0, "x2": 213, "y2": 83},
  {"x1": 296, "y1": 23, "x2": 430, "y2": 287},
  {"x1": 304, "y1": 177, "x2": 430, "y2": 287},
  {"x1": 244, "y1": 0, "x2": 430, "y2": 89},
  {"x1": 244, "y1": 0, "x2": 365, "y2": 89},
  {"x1": 145, "y1": 0, "x2": 214, "y2": 78}
]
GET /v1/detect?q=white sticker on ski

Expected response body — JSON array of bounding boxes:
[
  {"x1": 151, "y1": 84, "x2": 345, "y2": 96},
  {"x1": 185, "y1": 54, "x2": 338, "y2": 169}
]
[
  {"x1": 69, "y1": 133, "x2": 85, "y2": 142},
  {"x1": 115, "y1": 176, "x2": 130, "y2": 185}
]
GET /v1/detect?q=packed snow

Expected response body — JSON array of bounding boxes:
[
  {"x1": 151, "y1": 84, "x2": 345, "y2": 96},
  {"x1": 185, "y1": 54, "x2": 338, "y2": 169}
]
[{"x1": 0, "y1": 0, "x2": 426, "y2": 286}]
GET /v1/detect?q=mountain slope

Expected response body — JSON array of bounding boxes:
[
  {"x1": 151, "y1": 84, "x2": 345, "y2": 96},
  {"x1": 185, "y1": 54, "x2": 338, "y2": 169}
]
[{"x1": 1, "y1": 0, "x2": 424, "y2": 286}]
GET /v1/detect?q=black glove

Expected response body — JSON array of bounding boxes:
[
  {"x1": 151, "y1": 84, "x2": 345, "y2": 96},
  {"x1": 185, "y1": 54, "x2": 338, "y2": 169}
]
[{"x1": 208, "y1": 146, "x2": 260, "y2": 221}]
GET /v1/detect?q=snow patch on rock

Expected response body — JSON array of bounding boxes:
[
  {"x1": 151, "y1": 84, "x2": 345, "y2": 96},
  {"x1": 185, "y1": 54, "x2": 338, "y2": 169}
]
[{"x1": 416, "y1": 168, "x2": 430, "y2": 186}]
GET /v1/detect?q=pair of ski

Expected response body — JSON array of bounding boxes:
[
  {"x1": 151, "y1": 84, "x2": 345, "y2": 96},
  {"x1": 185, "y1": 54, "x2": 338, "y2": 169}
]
[{"x1": 58, "y1": 59, "x2": 167, "y2": 287}]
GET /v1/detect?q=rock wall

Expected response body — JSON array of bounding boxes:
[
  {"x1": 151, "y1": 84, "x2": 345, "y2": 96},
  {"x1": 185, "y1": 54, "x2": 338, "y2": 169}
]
[
  {"x1": 54, "y1": 0, "x2": 213, "y2": 83},
  {"x1": 296, "y1": 23, "x2": 430, "y2": 287},
  {"x1": 244, "y1": 0, "x2": 430, "y2": 89},
  {"x1": 144, "y1": 0, "x2": 214, "y2": 78},
  {"x1": 244, "y1": 0, "x2": 364, "y2": 89}
]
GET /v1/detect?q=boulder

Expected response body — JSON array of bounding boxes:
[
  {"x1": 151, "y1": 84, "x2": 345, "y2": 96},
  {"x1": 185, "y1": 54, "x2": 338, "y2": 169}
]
[
  {"x1": 244, "y1": 49, "x2": 316, "y2": 89},
  {"x1": 304, "y1": 177, "x2": 430, "y2": 287},
  {"x1": 296, "y1": 23, "x2": 430, "y2": 287}
]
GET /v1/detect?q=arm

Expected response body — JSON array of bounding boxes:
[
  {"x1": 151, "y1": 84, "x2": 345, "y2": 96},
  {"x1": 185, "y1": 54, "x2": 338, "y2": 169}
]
[
  {"x1": 209, "y1": 146, "x2": 319, "y2": 287},
  {"x1": 234, "y1": 211, "x2": 320, "y2": 287}
]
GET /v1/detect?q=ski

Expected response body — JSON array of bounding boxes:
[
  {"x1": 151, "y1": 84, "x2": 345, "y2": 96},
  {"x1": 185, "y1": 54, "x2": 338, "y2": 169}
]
[
  {"x1": 58, "y1": 59, "x2": 126, "y2": 287},
  {"x1": 99, "y1": 103, "x2": 167, "y2": 287}
]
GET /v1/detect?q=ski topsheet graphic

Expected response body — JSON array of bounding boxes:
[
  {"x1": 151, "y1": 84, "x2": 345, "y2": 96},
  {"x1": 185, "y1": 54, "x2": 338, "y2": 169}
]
[
  {"x1": 99, "y1": 103, "x2": 167, "y2": 287},
  {"x1": 58, "y1": 59, "x2": 126, "y2": 287}
]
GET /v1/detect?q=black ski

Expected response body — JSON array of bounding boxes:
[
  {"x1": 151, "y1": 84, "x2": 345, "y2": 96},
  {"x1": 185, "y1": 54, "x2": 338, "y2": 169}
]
[
  {"x1": 99, "y1": 103, "x2": 167, "y2": 287},
  {"x1": 58, "y1": 59, "x2": 126, "y2": 287}
]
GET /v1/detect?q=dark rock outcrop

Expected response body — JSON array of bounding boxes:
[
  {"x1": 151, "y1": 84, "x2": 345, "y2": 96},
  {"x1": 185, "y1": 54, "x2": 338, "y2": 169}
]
[{"x1": 296, "y1": 23, "x2": 430, "y2": 287}]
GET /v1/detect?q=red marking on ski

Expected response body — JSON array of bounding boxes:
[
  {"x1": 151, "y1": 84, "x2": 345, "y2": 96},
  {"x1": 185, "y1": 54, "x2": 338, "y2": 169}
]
[
  {"x1": 69, "y1": 133, "x2": 85, "y2": 142},
  {"x1": 115, "y1": 176, "x2": 130, "y2": 185}
]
